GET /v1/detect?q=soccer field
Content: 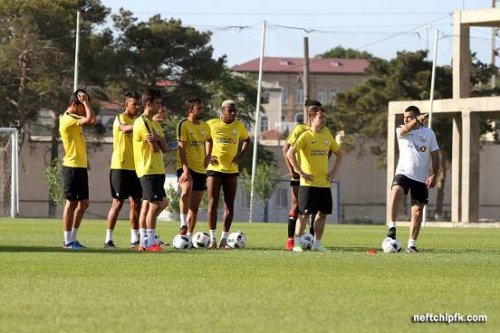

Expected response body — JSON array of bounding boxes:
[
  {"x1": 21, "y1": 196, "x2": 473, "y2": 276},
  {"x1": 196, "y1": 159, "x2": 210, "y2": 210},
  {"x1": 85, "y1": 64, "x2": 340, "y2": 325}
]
[{"x1": 0, "y1": 218, "x2": 498, "y2": 333}]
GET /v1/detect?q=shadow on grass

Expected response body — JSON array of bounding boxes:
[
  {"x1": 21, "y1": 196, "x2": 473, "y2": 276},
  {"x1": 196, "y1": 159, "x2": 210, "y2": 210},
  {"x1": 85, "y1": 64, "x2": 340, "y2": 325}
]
[{"x1": 0, "y1": 245, "x2": 498, "y2": 255}]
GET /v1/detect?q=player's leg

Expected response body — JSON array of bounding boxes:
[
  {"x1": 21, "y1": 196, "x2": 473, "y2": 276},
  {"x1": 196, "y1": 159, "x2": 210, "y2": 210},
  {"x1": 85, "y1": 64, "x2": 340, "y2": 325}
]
[
  {"x1": 219, "y1": 174, "x2": 237, "y2": 248},
  {"x1": 129, "y1": 196, "x2": 141, "y2": 246},
  {"x1": 387, "y1": 175, "x2": 408, "y2": 240},
  {"x1": 177, "y1": 168, "x2": 193, "y2": 235},
  {"x1": 70, "y1": 168, "x2": 89, "y2": 248},
  {"x1": 129, "y1": 171, "x2": 143, "y2": 246},
  {"x1": 311, "y1": 187, "x2": 332, "y2": 252},
  {"x1": 286, "y1": 180, "x2": 300, "y2": 250},
  {"x1": 293, "y1": 186, "x2": 311, "y2": 252},
  {"x1": 187, "y1": 171, "x2": 207, "y2": 236},
  {"x1": 206, "y1": 173, "x2": 222, "y2": 248},
  {"x1": 104, "y1": 170, "x2": 126, "y2": 248},
  {"x1": 187, "y1": 190, "x2": 204, "y2": 235},
  {"x1": 407, "y1": 181, "x2": 428, "y2": 253},
  {"x1": 62, "y1": 199, "x2": 78, "y2": 247},
  {"x1": 143, "y1": 175, "x2": 167, "y2": 252}
]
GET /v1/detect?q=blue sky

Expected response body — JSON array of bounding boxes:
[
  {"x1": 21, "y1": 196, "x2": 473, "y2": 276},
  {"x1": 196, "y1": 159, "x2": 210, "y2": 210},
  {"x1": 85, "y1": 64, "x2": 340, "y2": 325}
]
[{"x1": 101, "y1": 0, "x2": 496, "y2": 66}]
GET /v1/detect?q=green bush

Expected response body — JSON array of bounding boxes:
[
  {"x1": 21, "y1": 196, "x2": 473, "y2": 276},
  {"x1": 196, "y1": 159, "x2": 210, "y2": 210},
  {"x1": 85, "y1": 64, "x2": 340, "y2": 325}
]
[{"x1": 43, "y1": 158, "x2": 65, "y2": 207}]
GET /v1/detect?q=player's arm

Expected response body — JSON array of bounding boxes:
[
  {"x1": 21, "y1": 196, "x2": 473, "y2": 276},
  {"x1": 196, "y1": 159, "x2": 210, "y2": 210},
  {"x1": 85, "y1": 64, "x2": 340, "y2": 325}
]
[
  {"x1": 232, "y1": 137, "x2": 250, "y2": 165},
  {"x1": 328, "y1": 149, "x2": 343, "y2": 182},
  {"x1": 426, "y1": 149, "x2": 440, "y2": 188},
  {"x1": 286, "y1": 146, "x2": 313, "y2": 181},
  {"x1": 204, "y1": 137, "x2": 213, "y2": 168},
  {"x1": 177, "y1": 137, "x2": 192, "y2": 184},
  {"x1": 77, "y1": 92, "x2": 96, "y2": 126},
  {"x1": 400, "y1": 113, "x2": 428, "y2": 135},
  {"x1": 282, "y1": 142, "x2": 299, "y2": 179}
]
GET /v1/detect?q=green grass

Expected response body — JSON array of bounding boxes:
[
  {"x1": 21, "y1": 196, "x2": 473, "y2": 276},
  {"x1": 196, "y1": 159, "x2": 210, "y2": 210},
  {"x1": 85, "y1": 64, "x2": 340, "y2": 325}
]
[{"x1": 0, "y1": 218, "x2": 498, "y2": 333}]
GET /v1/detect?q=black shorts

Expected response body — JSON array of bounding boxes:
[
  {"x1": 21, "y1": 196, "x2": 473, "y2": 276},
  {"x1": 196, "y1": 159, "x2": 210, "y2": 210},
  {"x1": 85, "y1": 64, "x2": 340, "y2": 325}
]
[
  {"x1": 110, "y1": 169, "x2": 142, "y2": 200},
  {"x1": 298, "y1": 186, "x2": 332, "y2": 215},
  {"x1": 392, "y1": 174, "x2": 428, "y2": 205},
  {"x1": 176, "y1": 169, "x2": 207, "y2": 191},
  {"x1": 290, "y1": 179, "x2": 300, "y2": 187},
  {"x1": 62, "y1": 166, "x2": 89, "y2": 201},
  {"x1": 140, "y1": 174, "x2": 166, "y2": 202},
  {"x1": 206, "y1": 170, "x2": 239, "y2": 178}
]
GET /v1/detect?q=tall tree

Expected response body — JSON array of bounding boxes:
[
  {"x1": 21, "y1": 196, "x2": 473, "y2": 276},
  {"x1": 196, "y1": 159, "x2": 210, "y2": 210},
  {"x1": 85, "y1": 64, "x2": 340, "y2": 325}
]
[{"x1": 317, "y1": 45, "x2": 374, "y2": 60}]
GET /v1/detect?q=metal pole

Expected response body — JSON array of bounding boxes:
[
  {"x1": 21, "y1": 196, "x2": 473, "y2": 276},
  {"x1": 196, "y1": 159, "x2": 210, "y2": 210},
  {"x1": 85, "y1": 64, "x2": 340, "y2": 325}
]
[
  {"x1": 73, "y1": 10, "x2": 81, "y2": 91},
  {"x1": 428, "y1": 29, "x2": 439, "y2": 129},
  {"x1": 303, "y1": 36, "x2": 310, "y2": 122},
  {"x1": 423, "y1": 29, "x2": 439, "y2": 226},
  {"x1": 14, "y1": 129, "x2": 19, "y2": 215},
  {"x1": 248, "y1": 20, "x2": 267, "y2": 223}
]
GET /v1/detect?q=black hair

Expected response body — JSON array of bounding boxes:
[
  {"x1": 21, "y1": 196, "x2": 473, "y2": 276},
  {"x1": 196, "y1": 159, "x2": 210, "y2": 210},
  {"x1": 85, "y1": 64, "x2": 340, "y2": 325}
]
[
  {"x1": 125, "y1": 91, "x2": 140, "y2": 99},
  {"x1": 304, "y1": 98, "x2": 322, "y2": 107},
  {"x1": 142, "y1": 89, "x2": 162, "y2": 107},
  {"x1": 185, "y1": 97, "x2": 203, "y2": 110},
  {"x1": 405, "y1": 105, "x2": 421, "y2": 116}
]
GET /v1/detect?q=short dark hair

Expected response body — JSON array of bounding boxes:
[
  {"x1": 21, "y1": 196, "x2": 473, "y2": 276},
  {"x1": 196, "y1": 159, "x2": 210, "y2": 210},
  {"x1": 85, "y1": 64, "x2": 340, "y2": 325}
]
[
  {"x1": 405, "y1": 105, "x2": 421, "y2": 116},
  {"x1": 304, "y1": 98, "x2": 322, "y2": 107},
  {"x1": 125, "y1": 91, "x2": 140, "y2": 99},
  {"x1": 142, "y1": 89, "x2": 162, "y2": 107},
  {"x1": 185, "y1": 97, "x2": 203, "y2": 110},
  {"x1": 69, "y1": 89, "x2": 90, "y2": 106}
]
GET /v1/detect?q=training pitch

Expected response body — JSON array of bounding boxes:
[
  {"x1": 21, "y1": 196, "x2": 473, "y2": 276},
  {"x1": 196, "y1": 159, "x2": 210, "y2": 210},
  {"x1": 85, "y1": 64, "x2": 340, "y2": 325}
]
[{"x1": 0, "y1": 218, "x2": 498, "y2": 333}]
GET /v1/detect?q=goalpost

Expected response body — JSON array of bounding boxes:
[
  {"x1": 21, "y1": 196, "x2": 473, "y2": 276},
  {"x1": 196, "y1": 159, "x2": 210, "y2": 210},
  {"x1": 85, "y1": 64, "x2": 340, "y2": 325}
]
[{"x1": 0, "y1": 128, "x2": 19, "y2": 218}]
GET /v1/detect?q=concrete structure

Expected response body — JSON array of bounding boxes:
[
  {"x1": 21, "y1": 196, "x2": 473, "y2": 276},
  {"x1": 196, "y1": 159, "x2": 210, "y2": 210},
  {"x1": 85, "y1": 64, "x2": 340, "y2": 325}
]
[{"x1": 387, "y1": 8, "x2": 500, "y2": 224}]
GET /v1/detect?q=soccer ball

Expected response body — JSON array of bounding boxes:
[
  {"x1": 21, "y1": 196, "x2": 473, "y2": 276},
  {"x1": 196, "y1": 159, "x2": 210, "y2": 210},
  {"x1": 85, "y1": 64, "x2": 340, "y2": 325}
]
[
  {"x1": 300, "y1": 233, "x2": 314, "y2": 250},
  {"x1": 227, "y1": 231, "x2": 247, "y2": 249},
  {"x1": 381, "y1": 237, "x2": 402, "y2": 253},
  {"x1": 172, "y1": 234, "x2": 192, "y2": 250},
  {"x1": 192, "y1": 231, "x2": 210, "y2": 249}
]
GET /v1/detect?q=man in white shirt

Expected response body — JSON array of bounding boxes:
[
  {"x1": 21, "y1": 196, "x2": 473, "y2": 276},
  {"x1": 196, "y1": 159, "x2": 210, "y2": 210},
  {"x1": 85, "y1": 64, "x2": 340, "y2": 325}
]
[{"x1": 387, "y1": 105, "x2": 440, "y2": 253}]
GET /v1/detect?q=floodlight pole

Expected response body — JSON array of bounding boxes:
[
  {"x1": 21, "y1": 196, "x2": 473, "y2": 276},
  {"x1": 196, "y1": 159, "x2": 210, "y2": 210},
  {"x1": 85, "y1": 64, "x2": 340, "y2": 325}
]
[
  {"x1": 423, "y1": 29, "x2": 439, "y2": 227},
  {"x1": 248, "y1": 20, "x2": 267, "y2": 223},
  {"x1": 73, "y1": 10, "x2": 81, "y2": 91}
]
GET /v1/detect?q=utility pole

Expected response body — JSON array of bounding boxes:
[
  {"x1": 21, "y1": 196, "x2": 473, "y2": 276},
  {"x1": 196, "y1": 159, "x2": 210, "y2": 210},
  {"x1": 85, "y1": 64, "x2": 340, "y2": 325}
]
[
  {"x1": 492, "y1": 0, "x2": 498, "y2": 89},
  {"x1": 303, "y1": 36, "x2": 310, "y2": 121}
]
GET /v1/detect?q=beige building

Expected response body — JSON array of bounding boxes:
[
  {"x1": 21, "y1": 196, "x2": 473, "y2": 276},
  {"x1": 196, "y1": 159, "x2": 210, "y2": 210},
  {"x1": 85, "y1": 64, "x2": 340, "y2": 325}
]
[{"x1": 232, "y1": 57, "x2": 369, "y2": 139}]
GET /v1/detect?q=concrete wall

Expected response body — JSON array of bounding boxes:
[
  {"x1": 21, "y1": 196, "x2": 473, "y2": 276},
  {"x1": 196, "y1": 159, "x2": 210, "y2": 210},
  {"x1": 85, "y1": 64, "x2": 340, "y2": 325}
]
[{"x1": 15, "y1": 140, "x2": 500, "y2": 223}]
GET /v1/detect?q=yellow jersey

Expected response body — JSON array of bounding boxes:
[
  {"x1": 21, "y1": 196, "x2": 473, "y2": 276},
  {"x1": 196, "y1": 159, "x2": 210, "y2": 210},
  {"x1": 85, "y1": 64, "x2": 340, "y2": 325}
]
[
  {"x1": 110, "y1": 112, "x2": 136, "y2": 170},
  {"x1": 133, "y1": 115, "x2": 165, "y2": 177},
  {"x1": 293, "y1": 127, "x2": 340, "y2": 188},
  {"x1": 207, "y1": 118, "x2": 249, "y2": 174},
  {"x1": 176, "y1": 119, "x2": 211, "y2": 174},
  {"x1": 59, "y1": 112, "x2": 87, "y2": 168}
]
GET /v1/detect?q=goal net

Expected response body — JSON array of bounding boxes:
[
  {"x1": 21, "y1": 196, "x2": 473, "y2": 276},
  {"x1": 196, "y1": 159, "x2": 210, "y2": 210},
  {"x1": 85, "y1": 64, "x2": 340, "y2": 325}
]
[{"x1": 0, "y1": 128, "x2": 19, "y2": 218}]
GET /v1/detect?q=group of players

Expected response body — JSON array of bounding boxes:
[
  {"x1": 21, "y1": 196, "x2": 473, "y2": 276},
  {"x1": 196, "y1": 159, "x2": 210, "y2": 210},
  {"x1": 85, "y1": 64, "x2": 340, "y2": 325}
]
[
  {"x1": 59, "y1": 88, "x2": 439, "y2": 253},
  {"x1": 59, "y1": 89, "x2": 250, "y2": 251}
]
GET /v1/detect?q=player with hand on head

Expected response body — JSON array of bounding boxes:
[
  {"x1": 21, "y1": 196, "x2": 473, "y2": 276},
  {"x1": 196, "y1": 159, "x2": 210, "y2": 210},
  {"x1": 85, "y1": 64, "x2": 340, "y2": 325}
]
[
  {"x1": 59, "y1": 89, "x2": 96, "y2": 249},
  {"x1": 287, "y1": 106, "x2": 343, "y2": 252},
  {"x1": 386, "y1": 105, "x2": 440, "y2": 253},
  {"x1": 206, "y1": 100, "x2": 250, "y2": 249},
  {"x1": 176, "y1": 98, "x2": 212, "y2": 237}
]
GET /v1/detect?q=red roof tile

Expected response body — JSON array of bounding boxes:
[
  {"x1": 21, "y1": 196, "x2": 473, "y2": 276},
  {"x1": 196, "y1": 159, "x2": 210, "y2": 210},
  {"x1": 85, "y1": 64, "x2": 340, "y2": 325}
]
[{"x1": 232, "y1": 57, "x2": 368, "y2": 74}]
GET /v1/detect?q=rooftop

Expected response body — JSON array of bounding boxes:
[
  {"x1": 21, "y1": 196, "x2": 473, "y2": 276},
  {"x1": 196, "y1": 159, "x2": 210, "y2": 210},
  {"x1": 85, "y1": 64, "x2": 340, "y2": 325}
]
[{"x1": 232, "y1": 56, "x2": 368, "y2": 75}]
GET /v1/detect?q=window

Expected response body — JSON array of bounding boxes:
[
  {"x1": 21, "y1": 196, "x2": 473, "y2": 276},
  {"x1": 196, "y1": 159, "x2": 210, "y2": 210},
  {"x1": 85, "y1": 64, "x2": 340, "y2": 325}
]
[
  {"x1": 318, "y1": 89, "x2": 326, "y2": 104},
  {"x1": 330, "y1": 90, "x2": 337, "y2": 106},
  {"x1": 281, "y1": 87, "x2": 288, "y2": 105},
  {"x1": 296, "y1": 87, "x2": 303, "y2": 105},
  {"x1": 260, "y1": 116, "x2": 268, "y2": 132}
]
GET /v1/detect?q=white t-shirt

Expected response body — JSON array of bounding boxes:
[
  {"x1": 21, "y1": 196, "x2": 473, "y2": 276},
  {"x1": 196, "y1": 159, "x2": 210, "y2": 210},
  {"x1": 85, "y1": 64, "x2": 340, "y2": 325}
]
[{"x1": 395, "y1": 126, "x2": 439, "y2": 183}]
